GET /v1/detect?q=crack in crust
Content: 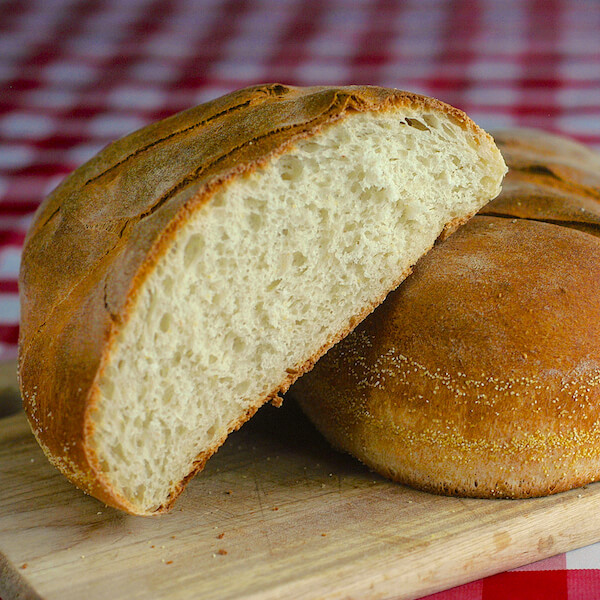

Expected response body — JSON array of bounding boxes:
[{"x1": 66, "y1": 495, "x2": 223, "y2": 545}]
[{"x1": 82, "y1": 84, "x2": 294, "y2": 187}]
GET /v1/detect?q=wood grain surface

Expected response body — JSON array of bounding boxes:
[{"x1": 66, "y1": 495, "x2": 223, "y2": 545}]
[{"x1": 3, "y1": 374, "x2": 600, "y2": 600}]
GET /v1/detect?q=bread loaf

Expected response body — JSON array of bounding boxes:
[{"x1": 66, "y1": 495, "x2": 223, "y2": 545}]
[
  {"x1": 291, "y1": 128, "x2": 600, "y2": 499},
  {"x1": 18, "y1": 84, "x2": 506, "y2": 514}
]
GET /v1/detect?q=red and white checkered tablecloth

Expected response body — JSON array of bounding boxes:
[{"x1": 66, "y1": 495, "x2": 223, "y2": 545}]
[{"x1": 1, "y1": 0, "x2": 600, "y2": 598}]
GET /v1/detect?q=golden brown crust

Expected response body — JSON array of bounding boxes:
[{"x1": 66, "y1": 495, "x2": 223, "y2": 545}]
[
  {"x1": 291, "y1": 128, "x2": 600, "y2": 499},
  {"x1": 18, "y1": 84, "x2": 492, "y2": 514}
]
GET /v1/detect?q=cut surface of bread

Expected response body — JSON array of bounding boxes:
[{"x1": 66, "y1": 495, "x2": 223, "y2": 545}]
[
  {"x1": 291, "y1": 128, "x2": 600, "y2": 499},
  {"x1": 18, "y1": 84, "x2": 506, "y2": 514}
]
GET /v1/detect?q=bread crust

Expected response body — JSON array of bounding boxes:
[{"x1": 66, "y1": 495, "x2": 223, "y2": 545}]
[
  {"x1": 18, "y1": 84, "x2": 496, "y2": 514},
  {"x1": 292, "y1": 128, "x2": 600, "y2": 499}
]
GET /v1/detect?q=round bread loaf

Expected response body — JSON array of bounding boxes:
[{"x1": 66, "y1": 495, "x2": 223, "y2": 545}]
[
  {"x1": 291, "y1": 129, "x2": 600, "y2": 498},
  {"x1": 18, "y1": 84, "x2": 505, "y2": 514}
]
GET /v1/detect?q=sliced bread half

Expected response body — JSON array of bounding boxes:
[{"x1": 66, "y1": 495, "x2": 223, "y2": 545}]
[{"x1": 19, "y1": 84, "x2": 506, "y2": 514}]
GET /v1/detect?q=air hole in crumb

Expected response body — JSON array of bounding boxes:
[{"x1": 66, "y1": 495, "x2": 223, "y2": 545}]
[
  {"x1": 134, "y1": 485, "x2": 146, "y2": 501},
  {"x1": 303, "y1": 141, "x2": 321, "y2": 153},
  {"x1": 159, "y1": 313, "x2": 172, "y2": 333},
  {"x1": 406, "y1": 118, "x2": 430, "y2": 132},
  {"x1": 163, "y1": 276, "x2": 174, "y2": 295},
  {"x1": 183, "y1": 234, "x2": 204, "y2": 268},
  {"x1": 292, "y1": 252, "x2": 307, "y2": 267},
  {"x1": 102, "y1": 379, "x2": 115, "y2": 399},
  {"x1": 279, "y1": 155, "x2": 304, "y2": 180},
  {"x1": 442, "y1": 122, "x2": 455, "y2": 136},
  {"x1": 423, "y1": 114, "x2": 440, "y2": 129},
  {"x1": 234, "y1": 380, "x2": 250, "y2": 396},
  {"x1": 164, "y1": 384, "x2": 174, "y2": 404},
  {"x1": 249, "y1": 212, "x2": 262, "y2": 231},
  {"x1": 112, "y1": 442, "x2": 125, "y2": 460}
]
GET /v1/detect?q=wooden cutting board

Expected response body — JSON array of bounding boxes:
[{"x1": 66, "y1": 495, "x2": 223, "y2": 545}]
[{"x1": 3, "y1": 381, "x2": 600, "y2": 600}]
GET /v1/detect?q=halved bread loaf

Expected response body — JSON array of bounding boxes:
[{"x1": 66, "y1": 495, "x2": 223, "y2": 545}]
[
  {"x1": 291, "y1": 128, "x2": 600, "y2": 499},
  {"x1": 18, "y1": 84, "x2": 506, "y2": 515}
]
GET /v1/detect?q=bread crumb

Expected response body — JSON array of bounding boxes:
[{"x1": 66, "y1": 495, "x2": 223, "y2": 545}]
[
  {"x1": 166, "y1": 560, "x2": 173, "y2": 565},
  {"x1": 217, "y1": 533, "x2": 225, "y2": 539},
  {"x1": 321, "y1": 533, "x2": 327, "y2": 537},
  {"x1": 225, "y1": 490, "x2": 233, "y2": 495},
  {"x1": 217, "y1": 549, "x2": 228, "y2": 555},
  {"x1": 21, "y1": 563, "x2": 27, "y2": 569},
  {"x1": 272, "y1": 507, "x2": 279, "y2": 511}
]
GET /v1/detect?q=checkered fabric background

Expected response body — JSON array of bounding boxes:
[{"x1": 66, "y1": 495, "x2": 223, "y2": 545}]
[{"x1": 1, "y1": 0, "x2": 600, "y2": 597}]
